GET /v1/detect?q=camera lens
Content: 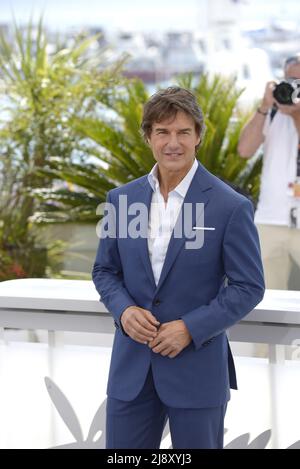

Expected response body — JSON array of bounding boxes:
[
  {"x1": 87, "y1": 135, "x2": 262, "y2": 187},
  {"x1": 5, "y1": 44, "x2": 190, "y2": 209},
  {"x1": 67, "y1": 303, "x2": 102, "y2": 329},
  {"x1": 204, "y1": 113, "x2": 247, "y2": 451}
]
[{"x1": 273, "y1": 82, "x2": 294, "y2": 105}]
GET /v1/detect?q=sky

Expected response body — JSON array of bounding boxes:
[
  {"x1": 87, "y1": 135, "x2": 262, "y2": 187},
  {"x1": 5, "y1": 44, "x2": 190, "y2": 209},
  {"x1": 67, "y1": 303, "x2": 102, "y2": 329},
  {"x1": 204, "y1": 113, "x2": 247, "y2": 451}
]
[
  {"x1": 0, "y1": 0, "x2": 200, "y2": 31},
  {"x1": 1, "y1": 0, "x2": 300, "y2": 32}
]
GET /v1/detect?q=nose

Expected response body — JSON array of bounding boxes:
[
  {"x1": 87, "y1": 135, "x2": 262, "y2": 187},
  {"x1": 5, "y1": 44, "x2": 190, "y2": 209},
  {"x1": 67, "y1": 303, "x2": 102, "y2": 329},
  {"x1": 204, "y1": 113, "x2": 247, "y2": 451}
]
[{"x1": 166, "y1": 132, "x2": 180, "y2": 150}]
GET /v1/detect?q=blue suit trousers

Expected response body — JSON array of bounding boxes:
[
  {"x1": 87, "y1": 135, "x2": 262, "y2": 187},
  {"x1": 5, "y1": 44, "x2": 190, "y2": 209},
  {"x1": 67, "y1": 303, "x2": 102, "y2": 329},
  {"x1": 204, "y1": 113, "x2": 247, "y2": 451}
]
[{"x1": 106, "y1": 366, "x2": 227, "y2": 449}]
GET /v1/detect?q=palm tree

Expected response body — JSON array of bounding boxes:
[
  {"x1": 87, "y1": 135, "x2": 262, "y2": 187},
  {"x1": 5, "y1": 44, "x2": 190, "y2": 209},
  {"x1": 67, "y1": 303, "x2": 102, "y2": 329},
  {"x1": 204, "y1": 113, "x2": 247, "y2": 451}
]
[
  {"x1": 0, "y1": 18, "x2": 126, "y2": 277},
  {"x1": 33, "y1": 74, "x2": 261, "y2": 225}
]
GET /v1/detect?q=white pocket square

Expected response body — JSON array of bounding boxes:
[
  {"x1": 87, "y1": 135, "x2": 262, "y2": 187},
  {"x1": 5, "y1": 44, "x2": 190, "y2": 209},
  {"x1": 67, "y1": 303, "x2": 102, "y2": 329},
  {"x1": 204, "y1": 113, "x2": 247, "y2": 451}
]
[{"x1": 192, "y1": 226, "x2": 215, "y2": 231}]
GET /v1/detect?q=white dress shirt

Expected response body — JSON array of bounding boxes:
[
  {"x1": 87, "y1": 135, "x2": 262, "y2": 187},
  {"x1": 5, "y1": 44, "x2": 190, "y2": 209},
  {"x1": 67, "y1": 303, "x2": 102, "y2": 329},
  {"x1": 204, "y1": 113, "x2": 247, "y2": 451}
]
[
  {"x1": 255, "y1": 111, "x2": 298, "y2": 226},
  {"x1": 147, "y1": 158, "x2": 198, "y2": 285}
]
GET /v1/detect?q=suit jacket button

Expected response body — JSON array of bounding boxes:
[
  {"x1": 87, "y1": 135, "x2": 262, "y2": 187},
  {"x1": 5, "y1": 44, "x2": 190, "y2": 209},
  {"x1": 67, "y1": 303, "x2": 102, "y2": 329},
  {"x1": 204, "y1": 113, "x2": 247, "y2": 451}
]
[{"x1": 154, "y1": 299, "x2": 161, "y2": 306}]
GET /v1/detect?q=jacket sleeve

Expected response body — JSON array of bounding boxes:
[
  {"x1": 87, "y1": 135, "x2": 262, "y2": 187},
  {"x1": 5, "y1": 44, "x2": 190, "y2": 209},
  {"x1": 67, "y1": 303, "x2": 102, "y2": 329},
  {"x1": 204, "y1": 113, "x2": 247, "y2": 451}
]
[
  {"x1": 181, "y1": 198, "x2": 265, "y2": 350},
  {"x1": 92, "y1": 191, "x2": 136, "y2": 331}
]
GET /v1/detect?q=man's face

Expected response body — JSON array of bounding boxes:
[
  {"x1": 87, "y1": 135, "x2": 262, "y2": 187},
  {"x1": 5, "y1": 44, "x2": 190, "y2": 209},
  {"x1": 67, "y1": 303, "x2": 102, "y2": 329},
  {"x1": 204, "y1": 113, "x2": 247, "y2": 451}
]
[
  {"x1": 147, "y1": 111, "x2": 201, "y2": 175},
  {"x1": 278, "y1": 63, "x2": 300, "y2": 115}
]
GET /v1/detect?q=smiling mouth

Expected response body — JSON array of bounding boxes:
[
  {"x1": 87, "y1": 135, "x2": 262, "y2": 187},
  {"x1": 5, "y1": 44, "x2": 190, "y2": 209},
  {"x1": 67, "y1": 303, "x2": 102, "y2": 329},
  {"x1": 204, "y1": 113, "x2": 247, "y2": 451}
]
[{"x1": 164, "y1": 153, "x2": 183, "y2": 157}]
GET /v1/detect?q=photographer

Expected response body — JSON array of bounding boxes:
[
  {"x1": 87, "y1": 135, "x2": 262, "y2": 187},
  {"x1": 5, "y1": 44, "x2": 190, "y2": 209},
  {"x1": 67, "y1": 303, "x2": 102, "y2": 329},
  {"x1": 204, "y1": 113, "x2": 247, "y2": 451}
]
[{"x1": 238, "y1": 55, "x2": 300, "y2": 289}]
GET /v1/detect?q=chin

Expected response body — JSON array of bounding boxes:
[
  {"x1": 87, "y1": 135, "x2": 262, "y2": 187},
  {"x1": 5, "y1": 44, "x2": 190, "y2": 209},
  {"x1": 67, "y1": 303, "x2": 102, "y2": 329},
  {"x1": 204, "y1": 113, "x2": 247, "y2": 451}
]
[{"x1": 162, "y1": 160, "x2": 185, "y2": 170}]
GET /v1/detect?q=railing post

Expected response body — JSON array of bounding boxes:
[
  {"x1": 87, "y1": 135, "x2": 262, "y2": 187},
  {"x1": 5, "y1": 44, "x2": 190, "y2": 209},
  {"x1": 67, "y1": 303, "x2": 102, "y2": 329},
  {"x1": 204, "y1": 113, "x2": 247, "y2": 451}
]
[
  {"x1": 0, "y1": 327, "x2": 6, "y2": 447},
  {"x1": 48, "y1": 330, "x2": 65, "y2": 448},
  {"x1": 268, "y1": 344, "x2": 285, "y2": 449},
  {"x1": 0, "y1": 327, "x2": 5, "y2": 345}
]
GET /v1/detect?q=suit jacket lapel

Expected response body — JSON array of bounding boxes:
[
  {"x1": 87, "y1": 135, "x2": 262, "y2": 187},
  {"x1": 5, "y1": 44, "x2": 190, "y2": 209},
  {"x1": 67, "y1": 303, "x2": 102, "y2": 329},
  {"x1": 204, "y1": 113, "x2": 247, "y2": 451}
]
[
  {"x1": 135, "y1": 178, "x2": 157, "y2": 290},
  {"x1": 154, "y1": 163, "x2": 212, "y2": 294}
]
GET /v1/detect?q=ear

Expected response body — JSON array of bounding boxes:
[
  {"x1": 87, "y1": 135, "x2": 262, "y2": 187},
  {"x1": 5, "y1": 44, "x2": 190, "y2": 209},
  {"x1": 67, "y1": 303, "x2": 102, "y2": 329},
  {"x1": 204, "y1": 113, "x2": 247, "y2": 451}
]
[{"x1": 146, "y1": 130, "x2": 152, "y2": 145}]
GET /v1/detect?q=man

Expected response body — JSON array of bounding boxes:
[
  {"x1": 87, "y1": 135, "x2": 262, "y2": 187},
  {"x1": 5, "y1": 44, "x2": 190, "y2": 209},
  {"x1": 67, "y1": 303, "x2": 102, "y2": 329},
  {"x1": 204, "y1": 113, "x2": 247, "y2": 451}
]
[
  {"x1": 92, "y1": 87, "x2": 265, "y2": 449},
  {"x1": 238, "y1": 55, "x2": 300, "y2": 289}
]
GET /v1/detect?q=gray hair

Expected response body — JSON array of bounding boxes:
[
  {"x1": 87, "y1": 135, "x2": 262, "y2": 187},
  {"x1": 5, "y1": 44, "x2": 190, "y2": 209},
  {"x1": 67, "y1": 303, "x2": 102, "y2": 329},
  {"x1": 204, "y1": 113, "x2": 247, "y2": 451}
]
[
  {"x1": 141, "y1": 87, "x2": 206, "y2": 152},
  {"x1": 284, "y1": 54, "x2": 300, "y2": 70}
]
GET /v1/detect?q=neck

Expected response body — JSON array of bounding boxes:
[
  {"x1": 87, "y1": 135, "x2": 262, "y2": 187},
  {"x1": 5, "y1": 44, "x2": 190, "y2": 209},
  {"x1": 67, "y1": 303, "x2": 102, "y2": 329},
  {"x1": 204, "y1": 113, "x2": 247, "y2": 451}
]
[{"x1": 157, "y1": 160, "x2": 195, "y2": 201}]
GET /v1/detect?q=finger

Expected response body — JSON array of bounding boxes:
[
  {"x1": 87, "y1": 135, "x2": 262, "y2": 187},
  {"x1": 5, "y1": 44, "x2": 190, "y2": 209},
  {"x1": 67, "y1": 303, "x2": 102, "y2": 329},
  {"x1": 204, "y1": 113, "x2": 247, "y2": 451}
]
[
  {"x1": 129, "y1": 335, "x2": 148, "y2": 345},
  {"x1": 133, "y1": 322, "x2": 158, "y2": 339},
  {"x1": 152, "y1": 341, "x2": 170, "y2": 354},
  {"x1": 168, "y1": 349, "x2": 181, "y2": 358},
  {"x1": 144, "y1": 311, "x2": 160, "y2": 326},
  {"x1": 136, "y1": 315, "x2": 158, "y2": 333},
  {"x1": 148, "y1": 335, "x2": 163, "y2": 348},
  {"x1": 273, "y1": 98, "x2": 282, "y2": 108},
  {"x1": 160, "y1": 346, "x2": 174, "y2": 357},
  {"x1": 130, "y1": 316, "x2": 156, "y2": 333},
  {"x1": 131, "y1": 332, "x2": 154, "y2": 344},
  {"x1": 131, "y1": 319, "x2": 157, "y2": 340}
]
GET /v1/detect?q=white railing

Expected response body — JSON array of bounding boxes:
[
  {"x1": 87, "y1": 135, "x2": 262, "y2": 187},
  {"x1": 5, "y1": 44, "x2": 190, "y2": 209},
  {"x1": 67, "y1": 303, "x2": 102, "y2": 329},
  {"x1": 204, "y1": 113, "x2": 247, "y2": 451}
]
[
  {"x1": 1, "y1": 278, "x2": 300, "y2": 341},
  {"x1": 1, "y1": 278, "x2": 300, "y2": 449}
]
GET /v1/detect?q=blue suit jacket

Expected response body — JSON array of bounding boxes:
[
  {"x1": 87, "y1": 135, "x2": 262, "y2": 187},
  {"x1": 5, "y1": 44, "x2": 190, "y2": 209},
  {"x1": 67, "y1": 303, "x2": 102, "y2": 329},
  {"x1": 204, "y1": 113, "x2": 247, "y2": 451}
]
[{"x1": 92, "y1": 162, "x2": 265, "y2": 408}]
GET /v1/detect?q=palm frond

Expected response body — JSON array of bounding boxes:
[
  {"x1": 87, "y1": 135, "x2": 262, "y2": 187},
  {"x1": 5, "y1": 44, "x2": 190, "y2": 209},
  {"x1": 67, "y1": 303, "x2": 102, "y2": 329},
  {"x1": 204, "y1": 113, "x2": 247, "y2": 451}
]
[{"x1": 33, "y1": 74, "x2": 260, "y2": 225}]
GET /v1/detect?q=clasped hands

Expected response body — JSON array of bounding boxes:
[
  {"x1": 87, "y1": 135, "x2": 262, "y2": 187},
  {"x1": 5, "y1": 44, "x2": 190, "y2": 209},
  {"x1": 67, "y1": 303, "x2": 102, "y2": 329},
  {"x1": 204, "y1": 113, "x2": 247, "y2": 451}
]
[{"x1": 121, "y1": 306, "x2": 192, "y2": 359}]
